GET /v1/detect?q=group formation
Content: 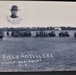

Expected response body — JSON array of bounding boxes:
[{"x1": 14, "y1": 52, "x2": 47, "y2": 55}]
[
  {"x1": 36, "y1": 31, "x2": 56, "y2": 37},
  {"x1": 6, "y1": 31, "x2": 76, "y2": 38},
  {"x1": 0, "y1": 30, "x2": 76, "y2": 40},
  {"x1": 36, "y1": 31, "x2": 71, "y2": 37},
  {"x1": 8, "y1": 31, "x2": 31, "y2": 37}
]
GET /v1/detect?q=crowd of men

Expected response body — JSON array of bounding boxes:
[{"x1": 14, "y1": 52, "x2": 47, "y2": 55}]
[
  {"x1": 10, "y1": 31, "x2": 31, "y2": 37},
  {"x1": 36, "y1": 31, "x2": 56, "y2": 37},
  {"x1": 0, "y1": 30, "x2": 76, "y2": 40},
  {"x1": 5, "y1": 31, "x2": 76, "y2": 38}
]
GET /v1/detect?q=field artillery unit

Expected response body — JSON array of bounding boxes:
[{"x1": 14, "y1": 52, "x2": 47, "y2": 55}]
[
  {"x1": 48, "y1": 31, "x2": 56, "y2": 37},
  {"x1": 0, "y1": 30, "x2": 76, "y2": 41},
  {"x1": 59, "y1": 31, "x2": 70, "y2": 37},
  {"x1": 36, "y1": 31, "x2": 48, "y2": 37},
  {"x1": 36, "y1": 31, "x2": 56, "y2": 37},
  {"x1": 9, "y1": 31, "x2": 32, "y2": 37},
  {"x1": 4, "y1": 31, "x2": 76, "y2": 38}
]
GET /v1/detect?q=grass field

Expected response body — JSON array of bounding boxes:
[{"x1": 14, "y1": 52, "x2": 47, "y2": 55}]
[{"x1": 0, "y1": 31, "x2": 76, "y2": 72}]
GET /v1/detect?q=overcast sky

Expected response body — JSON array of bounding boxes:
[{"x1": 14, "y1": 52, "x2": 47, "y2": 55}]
[{"x1": 0, "y1": 1, "x2": 76, "y2": 28}]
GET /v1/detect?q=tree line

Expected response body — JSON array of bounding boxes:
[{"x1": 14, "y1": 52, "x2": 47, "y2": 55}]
[{"x1": 0, "y1": 26, "x2": 76, "y2": 31}]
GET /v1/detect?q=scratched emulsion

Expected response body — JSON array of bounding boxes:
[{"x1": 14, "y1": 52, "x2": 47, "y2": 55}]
[{"x1": 0, "y1": 31, "x2": 76, "y2": 72}]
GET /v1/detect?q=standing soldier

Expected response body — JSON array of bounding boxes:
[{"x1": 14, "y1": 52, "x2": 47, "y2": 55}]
[
  {"x1": 0, "y1": 31, "x2": 3, "y2": 41},
  {"x1": 7, "y1": 31, "x2": 9, "y2": 36}
]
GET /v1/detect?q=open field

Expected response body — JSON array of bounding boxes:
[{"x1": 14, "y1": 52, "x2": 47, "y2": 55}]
[{"x1": 0, "y1": 31, "x2": 76, "y2": 72}]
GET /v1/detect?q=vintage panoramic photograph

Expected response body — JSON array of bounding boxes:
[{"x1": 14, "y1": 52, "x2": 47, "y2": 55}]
[{"x1": 0, "y1": 1, "x2": 76, "y2": 72}]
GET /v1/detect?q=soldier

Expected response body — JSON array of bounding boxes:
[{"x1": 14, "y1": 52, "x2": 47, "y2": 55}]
[
  {"x1": 6, "y1": 5, "x2": 23, "y2": 24},
  {"x1": 7, "y1": 31, "x2": 9, "y2": 36},
  {"x1": 74, "y1": 32, "x2": 76, "y2": 38},
  {"x1": 10, "y1": 5, "x2": 19, "y2": 18},
  {"x1": 0, "y1": 34, "x2": 3, "y2": 41}
]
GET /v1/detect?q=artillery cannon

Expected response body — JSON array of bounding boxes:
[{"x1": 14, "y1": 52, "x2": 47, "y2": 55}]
[
  {"x1": 48, "y1": 31, "x2": 56, "y2": 37},
  {"x1": 11, "y1": 31, "x2": 31, "y2": 37},
  {"x1": 36, "y1": 31, "x2": 48, "y2": 37},
  {"x1": 59, "y1": 31, "x2": 70, "y2": 37}
]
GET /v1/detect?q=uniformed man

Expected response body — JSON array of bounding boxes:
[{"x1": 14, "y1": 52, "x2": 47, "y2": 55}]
[{"x1": 10, "y1": 5, "x2": 19, "y2": 18}]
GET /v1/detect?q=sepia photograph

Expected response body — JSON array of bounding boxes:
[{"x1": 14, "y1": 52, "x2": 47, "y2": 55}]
[{"x1": 0, "y1": 1, "x2": 76, "y2": 72}]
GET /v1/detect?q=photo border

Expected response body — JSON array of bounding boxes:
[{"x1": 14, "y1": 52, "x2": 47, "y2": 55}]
[{"x1": 0, "y1": 0, "x2": 76, "y2": 75}]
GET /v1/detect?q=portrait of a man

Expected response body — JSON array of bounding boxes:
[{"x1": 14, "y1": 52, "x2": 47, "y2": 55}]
[
  {"x1": 10, "y1": 5, "x2": 19, "y2": 18},
  {"x1": 6, "y1": 5, "x2": 22, "y2": 24}
]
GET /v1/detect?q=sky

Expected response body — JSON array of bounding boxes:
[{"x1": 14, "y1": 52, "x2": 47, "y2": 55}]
[{"x1": 0, "y1": 1, "x2": 76, "y2": 28}]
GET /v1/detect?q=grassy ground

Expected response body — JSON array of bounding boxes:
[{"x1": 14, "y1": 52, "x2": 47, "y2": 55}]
[{"x1": 0, "y1": 31, "x2": 76, "y2": 71}]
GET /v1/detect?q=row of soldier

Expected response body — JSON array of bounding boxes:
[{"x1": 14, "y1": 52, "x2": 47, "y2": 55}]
[
  {"x1": 5, "y1": 31, "x2": 76, "y2": 38},
  {"x1": 36, "y1": 31, "x2": 56, "y2": 37},
  {"x1": 7, "y1": 31, "x2": 31, "y2": 37},
  {"x1": 36, "y1": 31, "x2": 70, "y2": 37},
  {"x1": 0, "y1": 31, "x2": 76, "y2": 40}
]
